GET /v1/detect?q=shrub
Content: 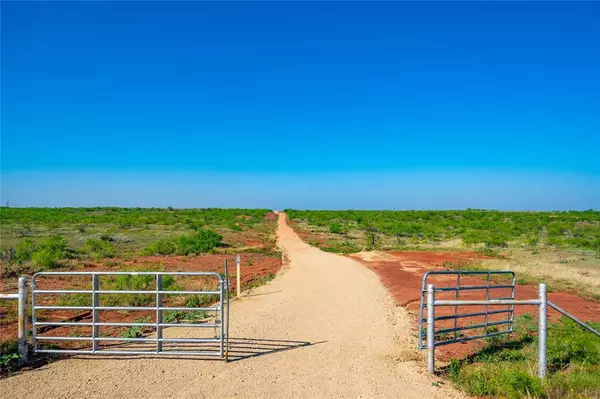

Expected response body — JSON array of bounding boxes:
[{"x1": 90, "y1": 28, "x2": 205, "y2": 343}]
[
  {"x1": 14, "y1": 239, "x2": 36, "y2": 263},
  {"x1": 84, "y1": 237, "x2": 114, "y2": 257},
  {"x1": 329, "y1": 223, "x2": 346, "y2": 234},
  {"x1": 177, "y1": 229, "x2": 222, "y2": 254},
  {"x1": 143, "y1": 229, "x2": 223, "y2": 255},
  {"x1": 365, "y1": 231, "x2": 376, "y2": 250},
  {"x1": 30, "y1": 235, "x2": 68, "y2": 269},
  {"x1": 143, "y1": 239, "x2": 178, "y2": 255},
  {"x1": 39, "y1": 235, "x2": 68, "y2": 256},
  {"x1": 31, "y1": 249, "x2": 61, "y2": 269}
]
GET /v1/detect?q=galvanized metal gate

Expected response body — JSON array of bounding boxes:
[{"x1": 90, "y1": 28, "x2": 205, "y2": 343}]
[
  {"x1": 31, "y1": 271, "x2": 230, "y2": 359},
  {"x1": 418, "y1": 270, "x2": 516, "y2": 350}
]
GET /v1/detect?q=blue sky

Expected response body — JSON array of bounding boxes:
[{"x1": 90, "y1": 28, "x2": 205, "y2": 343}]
[{"x1": 1, "y1": 1, "x2": 599, "y2": 209}]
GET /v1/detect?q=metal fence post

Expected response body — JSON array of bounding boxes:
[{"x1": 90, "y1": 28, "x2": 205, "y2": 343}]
[
  {"x1": 538, "y1": 283, "x2": 547, "y2": 379},
  {"x1": 427, "y1": 284, "x2": 435, "y2": 374},
  {"x1": 156, "y1": 274, "x2": 163, "y2": 353},
  {"x1": 17, "y1": 276, "x2": 29, "y2": 365},
  {"x1": 92, "y1": 274, "x2": 99, "y2": 352}
]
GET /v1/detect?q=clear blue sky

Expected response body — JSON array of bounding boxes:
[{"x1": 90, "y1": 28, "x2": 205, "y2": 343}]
[{"x1": 1, "y1": 1, "x2": 599, "y2": 209}]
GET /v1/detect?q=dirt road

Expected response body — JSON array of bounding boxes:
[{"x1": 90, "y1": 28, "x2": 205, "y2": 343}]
[{"x1": 0, "y1": 213, "x2": 463, "y2": 398}]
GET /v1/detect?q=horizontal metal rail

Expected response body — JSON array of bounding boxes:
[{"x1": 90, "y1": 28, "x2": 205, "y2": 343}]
[
  {"x1": 35, "y1": 349, "x2": 223, "y2": 356},
  {"x1": 434, "y1": 329, "x2": 511, "y2": 347},
  {"x1": 434, "y1": 308, "x2": 511, "y2": 322},
  {"x1": 34, "y1": 336, "x2": 221, "y2": 343},
  {"x1": 34, "y1": 305, "x2": 219, "y2": 311},
  {"x1": 435, "y1": 319, "x2": 510, "y2": 335},
  {"x1": 425, "y1": 282, "x2": 600, "y2": 381},
  {"x1": 433, "y1": 284, "x2": 514, "y2": 292},
  {"x1": 418, "y1": 270, "x2": 517, "y2": 350},
  {"x1": 426, "y1": 283, "x2": 547, "y2": 378},
  {"x1": 31, "y1": 270, "x2": 230, "y2": 358},
  {"x1": 32, "y1": 271, "x2": 223, "y2": 276},
  {"x1": 435, "y1": 299, "x2": 542, "y2": 306},
  {"x1": 34, "y1": 290, "x2": 221, "y2": 295},
  {"x1": 34, "y1": 321, "x2": 219, "y2": 328}
]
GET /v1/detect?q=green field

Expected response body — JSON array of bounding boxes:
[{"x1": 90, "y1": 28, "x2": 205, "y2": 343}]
[
  {"x1": 0, "y1": 207, "x2": 278, "y2": 279},
  {"x1": 285, "y1": 209, "x2": 600, "y2": 253}
]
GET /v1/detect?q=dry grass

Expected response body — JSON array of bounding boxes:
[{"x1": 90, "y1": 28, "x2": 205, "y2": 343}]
[{"x1": 479, "y1": 248, "x2": 600, "y2": 298}]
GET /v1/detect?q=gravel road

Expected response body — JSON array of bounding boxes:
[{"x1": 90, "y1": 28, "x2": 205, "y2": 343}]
[{"x1": 0, "y1": 213, "x2": 463, "y2": 398}]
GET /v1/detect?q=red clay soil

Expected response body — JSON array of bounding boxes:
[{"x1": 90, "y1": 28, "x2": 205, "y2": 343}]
[
  {"x1": 0, "y1": 253, "x2": 282, "y2": 345},
  {"x1": 349, "y1": 251, "x2": 600, "y2": 361}
]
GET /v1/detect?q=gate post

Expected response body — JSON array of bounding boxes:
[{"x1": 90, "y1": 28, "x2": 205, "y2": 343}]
[
  {"x1": 17, "y1": 276, "x2": 29, "y2": 365},
  {"x1": 538, "y1": 283, "x2": 547, "y2": 379},
  {"x1": 156, "y1": 274, "x2": 163, "y2": 353},
  {"x1": 427, "y1": 284, "x2": 435, "y2": 374},
  {"x1": 92, "y1": 274, "x2": 99, "y2": 352}
]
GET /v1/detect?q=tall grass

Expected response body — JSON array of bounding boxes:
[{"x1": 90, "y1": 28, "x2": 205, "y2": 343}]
[{"x1": 446, "y1": 315, "x2": 600, "y2": 398}]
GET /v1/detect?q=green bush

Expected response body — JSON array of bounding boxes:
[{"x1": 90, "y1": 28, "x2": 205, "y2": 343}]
[
  {"x1": 31, "y1": 249, "x2": 59, "y2": 268},
  {"x1": 329, "y1": 223, "x2": 346, "y2": 234},
  {"x1": 143, "y1": 239, "x2": 178, "y2": 255},
  {"x1": 84, "y1": 237, "x2": 114, "y2": 257},
  {"x1": 39, "y1": 235, "x2": 68, "y2": 256},
  {"x1": 15, "y1": 239, "x2": 36, "y2": 262},
  {"x1": 143, "y1": 229, "x2": 223, "y2": 255}
]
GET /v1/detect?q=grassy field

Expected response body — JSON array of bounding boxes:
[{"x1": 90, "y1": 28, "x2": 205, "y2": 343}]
[
  {"x1": 286, "y1": 209, "x2": 600, "y2": 297},
  {"x1": 285, "y1": 209, "x2": 600, "y2": 253},
  {"x1": 0, "y1": 207, "x2": 278, "y2": 280}
]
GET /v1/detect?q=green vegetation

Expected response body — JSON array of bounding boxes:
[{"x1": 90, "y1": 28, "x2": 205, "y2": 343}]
[
  {"x1": 163, "y1": 310, "x2": 207, "y2": 324},
  {"x1": 185, "y1": 294, "x2": 220, "y2": 308},
  {"x1": 244, "y1": 272, "x2": 276, "y2": 290},
  {"x1": 1, "y1": 207, "x2": 270, "y2": 228},
  {"x1": 286, "y1": 209, "x2": 600, "y2": 253},
  {"x1": 118, "y1": 316, "x2": 152, "y2": 338},
  {"x1": 446, "y1": 315, "x2": 600, "y2": 398},
  {"x1": 0, "y1": 341, "x2": 20, "y2": 371},
  {"x1": 142, "y1": 229, "x2": 223, "y2": 255},
  {"x1": 1, "y1": 235, "x2": 69, "y2": 277},
  {"x1": 1, "y1": 207, "x2": 277, "y2": 276}
]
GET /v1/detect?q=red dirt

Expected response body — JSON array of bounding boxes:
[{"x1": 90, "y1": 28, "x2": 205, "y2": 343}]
[
  {"x1": 0, "y1": 253, "x2": 282, "y2": 345},
  {"x1": 349, "y1": 251, "x2": 600, "y2": 361},
  {"x1": 263, "y1": 212, "x2": 278, "y2": 221}
]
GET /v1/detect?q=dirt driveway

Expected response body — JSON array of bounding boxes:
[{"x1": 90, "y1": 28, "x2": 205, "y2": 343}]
[{"x1": 0, "y1": 213, "x2": 462, "y2": 398}]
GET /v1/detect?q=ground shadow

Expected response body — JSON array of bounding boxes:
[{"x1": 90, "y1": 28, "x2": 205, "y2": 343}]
[
  {"x1": 4, "y1": 337, "x2": 325, "y2": 377},
  {"x1": 226, "y1": 337, "x2": 326, "y2": 362},
  {"x1": 241, "y1": 290, "x2": 282, "y2": 298}
]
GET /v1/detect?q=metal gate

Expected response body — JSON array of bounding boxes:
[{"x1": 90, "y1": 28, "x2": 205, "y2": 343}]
[
  {"x1": 31, "y1": 271, "x2": 230, "y2": 359},
  {"x1": 418, "y1": 270, "x2": 516, "y2": 350}
]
